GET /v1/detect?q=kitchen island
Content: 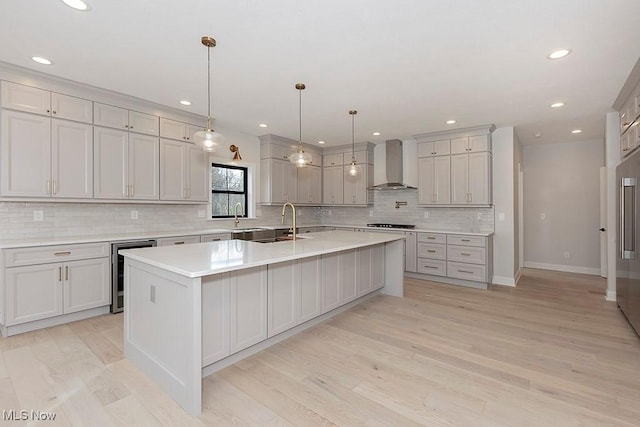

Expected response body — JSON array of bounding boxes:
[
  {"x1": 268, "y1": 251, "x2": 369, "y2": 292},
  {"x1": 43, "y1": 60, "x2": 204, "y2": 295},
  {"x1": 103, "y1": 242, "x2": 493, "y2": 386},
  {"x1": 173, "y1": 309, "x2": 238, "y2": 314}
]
[{"x1": 121, "y1": 230, "x2": 405, "y2": 416}]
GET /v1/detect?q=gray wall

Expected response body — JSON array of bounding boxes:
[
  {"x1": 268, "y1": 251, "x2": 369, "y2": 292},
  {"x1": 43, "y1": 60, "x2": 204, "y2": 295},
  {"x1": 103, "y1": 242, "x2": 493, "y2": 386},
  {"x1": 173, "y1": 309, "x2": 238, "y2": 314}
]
[{"x1": 523, "y1": 139, "x2": 605, "y2": 274}]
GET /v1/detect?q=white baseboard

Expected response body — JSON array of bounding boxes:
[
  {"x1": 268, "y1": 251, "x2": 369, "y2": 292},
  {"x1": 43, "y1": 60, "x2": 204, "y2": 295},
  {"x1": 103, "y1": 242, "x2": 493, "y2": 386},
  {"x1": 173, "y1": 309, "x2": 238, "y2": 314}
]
[
  {"x1": 524, "y1": 262, "x2": 600, "y2": 276},
  {"x1": 606, "y1": 289, "x2": 617, "y2": 302},
  {"x1": 514, "y1": 268, "x2": 522, "y2": 285},
  {"x1": 492, "y1": 276, "x2": 516, "y2": 287}
]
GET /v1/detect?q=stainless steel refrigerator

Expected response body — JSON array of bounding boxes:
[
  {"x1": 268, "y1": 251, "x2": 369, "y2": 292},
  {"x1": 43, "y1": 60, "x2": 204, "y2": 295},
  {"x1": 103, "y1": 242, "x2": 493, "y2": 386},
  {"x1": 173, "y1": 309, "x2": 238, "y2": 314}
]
[{"x1": 616, "y1": 150, "x2": 640, "y2": 336}]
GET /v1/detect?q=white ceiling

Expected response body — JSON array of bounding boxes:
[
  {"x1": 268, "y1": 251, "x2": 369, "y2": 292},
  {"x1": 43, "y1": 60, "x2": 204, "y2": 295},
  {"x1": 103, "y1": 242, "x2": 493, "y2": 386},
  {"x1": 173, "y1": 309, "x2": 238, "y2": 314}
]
[{"x1": 1, "y1": 0, "x2": 639, "y2": 147}]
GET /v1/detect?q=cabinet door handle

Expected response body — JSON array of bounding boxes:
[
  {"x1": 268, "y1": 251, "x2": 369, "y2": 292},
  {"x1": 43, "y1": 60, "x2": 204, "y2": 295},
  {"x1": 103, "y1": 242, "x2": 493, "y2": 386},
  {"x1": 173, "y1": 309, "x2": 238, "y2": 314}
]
[
  {"x1": 46, "y1": 109, "x2": 51, "y2": 114},
  {"x1": 54, "y1": 251, "x2": 71, "y2": 256},
  {"x1": 423, "y1": 265, "x2": 438, "y2": 269},
  {"x1": 46, "y1": 180, "x2": 51, "y2": 195},
  {"x1": 126, "y1": 185, "x2": 129, "y2": 197},
  {"x1": 427, "y1": 249, "x2": 436, "y2": 253},
  {"x1": 427, "y1": 236, "x2": 436, "y2": 240},
  {"x1": 52, "y1": 180, "x2": 57, "y2": 195},
  {"x1": 458, "y1": 269, "x2": 474, "y2": 274},
  {"x1": 130, "y1": 184, "x2": 135, "y2": 197},
  {"x1": 59, "y1": 266, "x2": 62, "y2": 282},
  {"x1": 469, "y1": 193, "x2": 472, "y2": 202},
  {"x1": 461, "y1": 239, "x2": 470, "y2": 242},
  {"x1": 174, "y1": 241, "x2": 185, "y2": 245},
  {"x1": 129, "y1": 126, "x2": 133, "y2": 130},
  {"x1": 65, "y1": 266, "x2": 69, "y2": 281},
  {"x1": 460, "y1": 253, "x2": 471, "y2": 256}
]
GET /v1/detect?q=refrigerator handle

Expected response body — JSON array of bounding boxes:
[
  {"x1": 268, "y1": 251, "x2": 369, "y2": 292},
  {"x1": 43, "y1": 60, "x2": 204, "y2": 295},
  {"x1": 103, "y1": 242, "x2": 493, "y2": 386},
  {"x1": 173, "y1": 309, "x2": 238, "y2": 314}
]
[{"x1": 621, "y1": 177, "x2": 636, "y2": 259}]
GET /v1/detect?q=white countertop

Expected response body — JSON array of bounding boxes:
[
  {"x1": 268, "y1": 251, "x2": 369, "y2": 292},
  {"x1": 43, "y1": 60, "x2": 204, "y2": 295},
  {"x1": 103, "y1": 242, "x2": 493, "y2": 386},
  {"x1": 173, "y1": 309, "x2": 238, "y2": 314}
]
[
  {"x1": 120, "y1": 230, "x2": 405, "y2": 278},
  {"x1": 0, "y1": 223, "x2": 491, "y2": 249}
]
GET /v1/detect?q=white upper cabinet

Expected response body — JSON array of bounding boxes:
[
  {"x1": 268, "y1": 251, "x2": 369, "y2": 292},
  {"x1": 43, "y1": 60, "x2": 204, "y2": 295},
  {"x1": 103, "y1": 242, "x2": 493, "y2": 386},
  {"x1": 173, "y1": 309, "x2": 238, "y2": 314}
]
[
  {"x1": 451, "y1": 151, "x2": 491, "y2": 205},
  {"x1": 1, "y1": 81, "x2": 50, "y2": 116},
  {"x1": 159, "y1": 139, "x2": 208, "y2": 202},
  {"x1": 418, "y1": 139, "x2": 450, "y2": 157},
  {"x1": 450, "y1": 135, "x2": 490, "y2": 154},
  {"x1": 94, "y1": 103, "x2": 159, "y2": 136},
  {"x1": 1, "y1": 110, "x2": 51, "y2": 197},
  {"x1": 94, "y1": 127, "x2": 159, "y2": 200},
  {"x1": 159, "y1": 118, "x2": 201, "y2": 142},
  {"x1": 418, "y1": 156, "x2": 450, "y2": 205},
  {"x1": 1, "y1": 82, "x2": 92, "y2": 123},
  {"x1": 51, "y1": 119, "x2": 93, "y2": 198},
  {"x1": 51, "y1": 93, "x2": 92, "y2": 123}
]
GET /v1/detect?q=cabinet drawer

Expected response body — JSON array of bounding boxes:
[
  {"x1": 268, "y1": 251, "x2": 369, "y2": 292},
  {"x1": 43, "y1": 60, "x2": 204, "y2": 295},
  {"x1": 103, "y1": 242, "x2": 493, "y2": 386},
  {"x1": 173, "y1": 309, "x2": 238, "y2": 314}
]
[
  {"x1": 417, "y1": 243, "x2": 446, "y2": 260},
  {"x1": 201, "y1": 233, "x2": 231, "y2": 242},
  {"x1": 4, "y1": 242, "x2": 110, "y2": 267},
  {"x1": 156, "y1": 235, "x2": 201, "y2": 246},
  {"x1": 417, "y1": 233, "x2": 446, "y2": 244},
  {"x1": 447, "y1": 245, "x2": 485, "y2": 264},
  {"x1": 447, "y1": 261, "x2": 486, "y2": 282},
  {"x1": 417, "y1": 258, "x2": 446, "y2": 276},
  {"x1": 447, "y1": 235, "x2": 485, "y2": 247}
]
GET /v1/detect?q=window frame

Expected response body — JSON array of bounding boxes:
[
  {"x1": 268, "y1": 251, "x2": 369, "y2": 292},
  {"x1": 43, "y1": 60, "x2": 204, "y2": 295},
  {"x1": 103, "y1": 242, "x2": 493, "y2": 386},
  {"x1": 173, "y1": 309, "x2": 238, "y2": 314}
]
[{"x1": 210, "y1": 162, "x2": 249, "y2": 219}]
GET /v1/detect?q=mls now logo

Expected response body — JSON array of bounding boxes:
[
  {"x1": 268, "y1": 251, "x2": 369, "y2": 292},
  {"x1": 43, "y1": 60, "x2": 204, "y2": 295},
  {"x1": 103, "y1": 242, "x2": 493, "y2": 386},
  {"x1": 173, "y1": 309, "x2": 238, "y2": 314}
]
[{"x1": 3, "y1": 410, "x2": 56, "y2": 421}]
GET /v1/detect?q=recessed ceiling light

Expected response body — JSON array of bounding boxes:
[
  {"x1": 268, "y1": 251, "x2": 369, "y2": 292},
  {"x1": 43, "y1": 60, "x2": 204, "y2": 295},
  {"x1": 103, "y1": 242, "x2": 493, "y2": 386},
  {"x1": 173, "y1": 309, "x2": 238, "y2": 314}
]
[
  {"x1": 571, "y1": 129, "x2": 582, "y2": 134},
  {"x1": 445, "y1": 120, "x2": 456, "y2": 125},
  {"x1": 179, "y1": 100, "x2": 191, "y2": 106},
  {"x1": 534, "y1": 133, "x2": 542, "y2": 138},
  {"x1": 372, "y1": 132, "x2": 381, "y2": 136},
  {"x1": 548, "y1": 49, "x2": 571, "y2": 59},
  {"x1": 550, "y1": 102, "x2": 565, "y2": 108},
  {"x1": 258, "y1": 123, "x2": 268, "y2": 128},
  {"x1": 318, "y1": 140, "x2": 326, "y2": 144},
  {"x1": 62, "y1": 0, "x2": 89, "y2": 10},
  {"x1": 31, "y1": 56, "x2": 52, "y2": 65}
]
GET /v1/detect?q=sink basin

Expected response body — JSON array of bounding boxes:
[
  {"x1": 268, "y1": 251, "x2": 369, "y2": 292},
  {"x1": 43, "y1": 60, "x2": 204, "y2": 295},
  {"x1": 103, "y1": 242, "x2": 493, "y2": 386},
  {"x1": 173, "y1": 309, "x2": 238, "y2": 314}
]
[{"x1": 254, "y1": 235, "x2": 310, "y2": 243}]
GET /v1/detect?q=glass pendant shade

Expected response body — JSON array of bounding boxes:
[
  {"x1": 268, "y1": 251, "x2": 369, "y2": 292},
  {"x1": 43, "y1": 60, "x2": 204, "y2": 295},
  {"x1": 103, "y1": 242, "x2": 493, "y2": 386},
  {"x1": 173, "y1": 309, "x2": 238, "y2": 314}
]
[
  {"x1": 290, "y1": 150, "x2": 312, "y2": 167},
  {"x1": 346, "y1": 160, "x2": 362, "y2": 178},
  {"x1": 193, "y1": 127, "x2": 225, "y2": 152}
]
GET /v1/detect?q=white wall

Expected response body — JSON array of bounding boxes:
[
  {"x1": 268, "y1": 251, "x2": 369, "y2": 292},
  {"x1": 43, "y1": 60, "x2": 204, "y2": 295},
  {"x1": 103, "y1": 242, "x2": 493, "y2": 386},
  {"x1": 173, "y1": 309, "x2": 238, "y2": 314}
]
[
  {"x1": 513, "y1": 132, "x2": 523, "y2": 277},
  {"x1": 492, "y1": 127, "x2": 518, "y2": 286},
  {"x1": 523, "y1": 138, "x2": 605, "y2": 274}
]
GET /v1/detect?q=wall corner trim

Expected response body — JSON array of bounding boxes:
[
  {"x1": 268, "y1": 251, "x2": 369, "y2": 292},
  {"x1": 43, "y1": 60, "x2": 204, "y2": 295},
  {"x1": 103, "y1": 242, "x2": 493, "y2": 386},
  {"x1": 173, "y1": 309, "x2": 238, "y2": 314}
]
[{"x1": 605, "y1": 289, "x2": 617, "y2": 302}]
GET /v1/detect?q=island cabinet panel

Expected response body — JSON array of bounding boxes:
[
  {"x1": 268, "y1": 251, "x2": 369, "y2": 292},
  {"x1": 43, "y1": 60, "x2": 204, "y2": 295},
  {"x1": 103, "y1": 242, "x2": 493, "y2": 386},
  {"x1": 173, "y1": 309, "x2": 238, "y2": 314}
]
[
  {"x1": 229, "y1": 266, "x2": 268, "y2": 353},
  {"x1": 340, "y1": 251, "x2": 357, "y2": 303},
  {"x1": 267, "y1": 256, "x2": 322, "y2": 337},
  {"x1": 356, "y1": 247, "x2": 372, "y2": 296},
  {"x1": 202, "y1": 274, "x2": 230, "y2": 366},
  {"x1": 267, "y1": 260, "x2": 297, "y2": 336},
  {"x1": 321, "y1": 252, "x2": 341, "y2": 312}
]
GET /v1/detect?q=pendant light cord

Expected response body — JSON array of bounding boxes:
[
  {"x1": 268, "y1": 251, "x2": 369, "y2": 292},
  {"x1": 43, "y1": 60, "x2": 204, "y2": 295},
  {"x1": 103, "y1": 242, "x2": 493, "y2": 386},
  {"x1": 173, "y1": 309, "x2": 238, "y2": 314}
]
[
  {"x1": 299, "y1": 87, "x2": 302, "y2": 147},
  {"x1": 207, "y1": 45, "x2": 212, "y2": 128},
  {"x1": 351, "y1": 113, "x2": 355, "y2": 162}
]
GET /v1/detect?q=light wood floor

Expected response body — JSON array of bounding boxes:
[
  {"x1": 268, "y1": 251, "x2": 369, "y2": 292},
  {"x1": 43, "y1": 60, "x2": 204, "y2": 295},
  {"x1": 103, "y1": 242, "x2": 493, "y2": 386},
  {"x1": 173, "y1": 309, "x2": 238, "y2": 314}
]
[{"x1": 1, "y1": 268, "x2": 639, "y2": 426}]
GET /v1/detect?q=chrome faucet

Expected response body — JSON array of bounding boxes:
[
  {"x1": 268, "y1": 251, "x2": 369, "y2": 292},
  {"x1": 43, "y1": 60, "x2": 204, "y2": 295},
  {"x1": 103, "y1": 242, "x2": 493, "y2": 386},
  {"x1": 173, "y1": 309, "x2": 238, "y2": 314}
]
[
  {"x1": 281, "y1": 202, "x2": 297, "y2": 241},
  {"x1": 233, "y1": 202, "x2": 243, "y2": 228}
]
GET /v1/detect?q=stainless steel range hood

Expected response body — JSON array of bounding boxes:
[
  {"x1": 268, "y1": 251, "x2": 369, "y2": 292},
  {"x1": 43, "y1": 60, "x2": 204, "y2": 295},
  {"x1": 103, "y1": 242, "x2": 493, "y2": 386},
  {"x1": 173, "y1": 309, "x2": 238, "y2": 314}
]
[{"x1": 369, "y1": 139, "x2": 416, "y2": 190}]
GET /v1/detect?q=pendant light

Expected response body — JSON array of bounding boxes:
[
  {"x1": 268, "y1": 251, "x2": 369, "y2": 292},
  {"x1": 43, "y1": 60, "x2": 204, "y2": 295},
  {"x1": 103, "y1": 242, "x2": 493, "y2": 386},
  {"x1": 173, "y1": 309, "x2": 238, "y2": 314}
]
[
  {"x1": 346, "y1": 109, "x2": 361, "y2": 177},
  {"x1": 289, "y1": 83, "x2": 312, "y2": 167},
  {"x1": 193, "y1": 36, "x2": 224, "y2": 152}
]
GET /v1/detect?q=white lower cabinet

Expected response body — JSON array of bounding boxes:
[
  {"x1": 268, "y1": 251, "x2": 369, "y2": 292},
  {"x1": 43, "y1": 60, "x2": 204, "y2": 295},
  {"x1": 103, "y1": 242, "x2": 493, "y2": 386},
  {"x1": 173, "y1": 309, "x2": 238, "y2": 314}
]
[
  {"x1": 3, "y1": 243, "x2": 110, "y2": 328},
  {"x1": 267, "y1": 256, "x2": 322, "y2": 337},
  {"x1": 156, "y1": 235, "x2": 201, "y2": 246},
  {"x1": 409, "y1": 232, "x2": 492, "y2": 286},
  {"x1": 202, "y1": 246, "x2": 387, "y2": 366},
  {"x1": 202, "y1": 266, "x2": 268, "y2": 365}
]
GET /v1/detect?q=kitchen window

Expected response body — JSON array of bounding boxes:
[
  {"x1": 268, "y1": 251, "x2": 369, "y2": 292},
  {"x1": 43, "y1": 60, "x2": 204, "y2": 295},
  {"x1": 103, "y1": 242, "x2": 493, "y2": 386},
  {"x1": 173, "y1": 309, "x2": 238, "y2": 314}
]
[{"x1": 211, "y1": 163, "x2": 248, "y2": 218}]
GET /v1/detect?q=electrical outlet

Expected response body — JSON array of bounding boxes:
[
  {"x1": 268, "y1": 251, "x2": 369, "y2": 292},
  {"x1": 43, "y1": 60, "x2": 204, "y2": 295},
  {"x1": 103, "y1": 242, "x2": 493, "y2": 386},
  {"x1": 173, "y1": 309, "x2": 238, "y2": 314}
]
[
  {"x1": 197, "y1": 209, "x2": 205, "y2": 218},
  {"x1": 477, "y1": 212, "x2": 482, "y2": 219},
  {"x1": 131, "y1": 210, "x2": 138, "y2": 219},
  {"x1": 564, "y1": 251, "x2": 570, "y2": 259},
  {"x1": 33, "y1": 210, "x2": 43, "y2": 221},
  {"x1": 540, "y1": 213, "x2": 546, "y2": 220},
  {"x1": 424, "y1": 211, "x2": 429, "y2": 219},
  {"x1": 498, "y1": 212, "x2": 505, "y2": 221}
]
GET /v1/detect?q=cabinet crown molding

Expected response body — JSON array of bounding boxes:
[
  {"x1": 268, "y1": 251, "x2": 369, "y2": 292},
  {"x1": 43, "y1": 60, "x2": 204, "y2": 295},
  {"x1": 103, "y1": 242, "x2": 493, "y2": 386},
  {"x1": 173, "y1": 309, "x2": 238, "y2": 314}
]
[{"x1": 414, "y1": 124, "x2": 495, "y2": 143}]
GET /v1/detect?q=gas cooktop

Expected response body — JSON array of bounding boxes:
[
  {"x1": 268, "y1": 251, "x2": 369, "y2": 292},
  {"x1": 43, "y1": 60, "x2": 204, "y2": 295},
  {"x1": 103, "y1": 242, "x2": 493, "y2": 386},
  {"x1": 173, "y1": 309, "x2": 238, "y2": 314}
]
[{"x1": 366, "y1": 223, "x2": 416, "y2": 229}]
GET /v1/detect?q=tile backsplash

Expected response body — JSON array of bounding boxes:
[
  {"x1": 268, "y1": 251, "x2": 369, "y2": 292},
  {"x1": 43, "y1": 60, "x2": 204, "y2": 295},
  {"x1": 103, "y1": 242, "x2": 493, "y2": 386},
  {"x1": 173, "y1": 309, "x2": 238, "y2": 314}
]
[
  {"x1": 317, "y1": 190, "x2": 494, "y2": 232},
  {"x1": 0, "y1": 192, "x2": 493, "y2": 240}
]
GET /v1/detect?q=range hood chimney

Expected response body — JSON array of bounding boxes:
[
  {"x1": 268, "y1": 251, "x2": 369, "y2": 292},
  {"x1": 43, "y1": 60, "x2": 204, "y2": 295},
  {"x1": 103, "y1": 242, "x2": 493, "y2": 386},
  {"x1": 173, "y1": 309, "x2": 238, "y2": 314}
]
[{"x1": 370, "y1": 139, "x2": 416, "y2": 190}]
